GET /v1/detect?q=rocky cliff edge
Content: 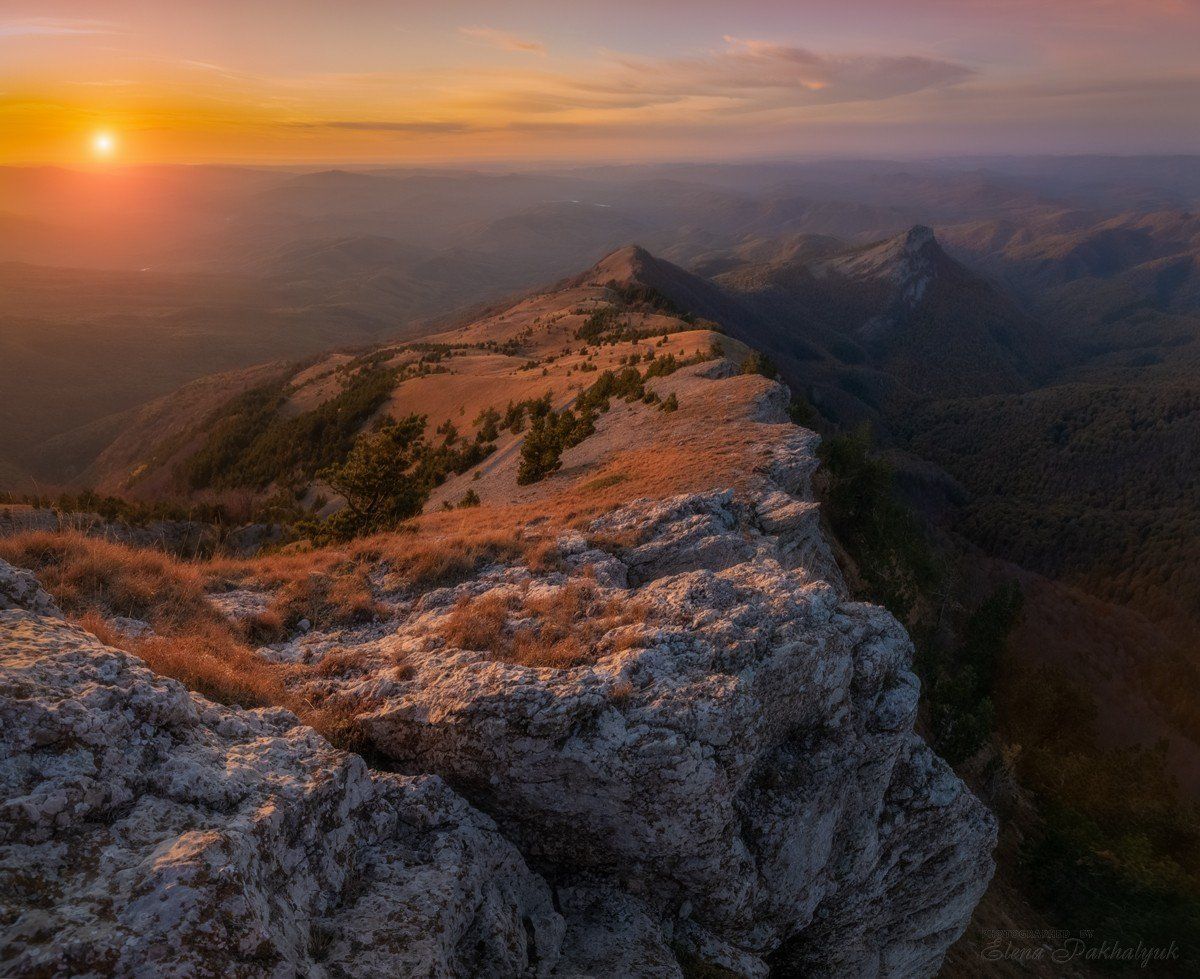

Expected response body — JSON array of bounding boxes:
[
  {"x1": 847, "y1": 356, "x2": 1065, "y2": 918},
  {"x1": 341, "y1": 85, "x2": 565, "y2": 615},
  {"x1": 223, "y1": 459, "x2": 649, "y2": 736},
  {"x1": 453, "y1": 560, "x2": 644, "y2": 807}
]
[{"x1": 0, "y1": 376, "x2": 996, "y2": 977}]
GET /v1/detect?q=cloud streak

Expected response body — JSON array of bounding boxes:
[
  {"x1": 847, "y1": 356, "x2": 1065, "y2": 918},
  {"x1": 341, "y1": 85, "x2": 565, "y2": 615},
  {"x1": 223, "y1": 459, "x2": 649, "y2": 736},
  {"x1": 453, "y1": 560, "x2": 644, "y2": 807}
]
[
  {"x1": 582, "y1": 37, "x2": 974, "y2": 111},
  {"x1": 459, "y1": 26, "x2": 546, "y2": 56},
  {"x1": 0, "y1": 18, "x2": 116, "y2": 38},
  {"x1": 269, "y1": 37, "x2": 977, "y2": 148},
  {"x1": 290, "y1": 120, "x2": 480, "y2": 134}
]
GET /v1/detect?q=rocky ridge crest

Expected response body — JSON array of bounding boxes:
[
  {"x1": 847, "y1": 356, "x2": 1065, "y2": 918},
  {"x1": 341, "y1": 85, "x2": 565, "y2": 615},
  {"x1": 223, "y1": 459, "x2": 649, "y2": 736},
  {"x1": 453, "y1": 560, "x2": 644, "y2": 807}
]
[{"x1": 0, "y1": 377, "x2": 996, "y2": 977}]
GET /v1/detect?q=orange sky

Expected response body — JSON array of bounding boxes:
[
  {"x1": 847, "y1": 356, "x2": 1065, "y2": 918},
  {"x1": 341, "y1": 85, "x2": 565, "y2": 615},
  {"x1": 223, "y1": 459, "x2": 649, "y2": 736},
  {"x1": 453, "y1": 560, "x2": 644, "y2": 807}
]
[{"x1": 3, "y1": 0, "x2": 1199, "y2": 165}]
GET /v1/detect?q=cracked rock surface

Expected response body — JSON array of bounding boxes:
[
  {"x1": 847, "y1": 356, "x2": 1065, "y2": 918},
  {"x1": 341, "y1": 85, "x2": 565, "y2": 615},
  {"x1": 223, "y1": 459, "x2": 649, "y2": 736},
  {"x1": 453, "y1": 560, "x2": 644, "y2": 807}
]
[
  {"x1": 293, "y1": 424, "x2": 997, "y2": 976},
  {"x1": 0, "y1": 558, "x2": 60, "y2": 617},
  {"x1": 0, "y1": 605, "x2": 563, "y2": 978}
]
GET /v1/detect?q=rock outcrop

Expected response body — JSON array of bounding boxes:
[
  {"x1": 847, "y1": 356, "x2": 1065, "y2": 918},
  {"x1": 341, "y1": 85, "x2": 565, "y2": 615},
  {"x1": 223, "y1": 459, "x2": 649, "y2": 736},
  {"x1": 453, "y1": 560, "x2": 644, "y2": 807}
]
[
  {"x1": 0, "y1": 558, "x2": 60, "y2": 616},
  {"x1": 290, "y1": 423, "x2": 997, "y2": 976},
  {"x1": 0, "y1": 395, "x2": 996, "y2": 976},
  {"x1": 0, "y1": 604, "x2": 563, "y2": 977}
]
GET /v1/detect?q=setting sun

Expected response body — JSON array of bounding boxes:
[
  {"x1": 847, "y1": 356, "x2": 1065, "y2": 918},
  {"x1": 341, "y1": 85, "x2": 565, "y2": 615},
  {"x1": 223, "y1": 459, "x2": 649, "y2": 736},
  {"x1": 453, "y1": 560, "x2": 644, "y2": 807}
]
[
  {"x1": 91, "y1": 131, "x2": 116, "y2": 158},
  {"x1": 1, "y1": 3, "x2": 1199, "y2": 974}
]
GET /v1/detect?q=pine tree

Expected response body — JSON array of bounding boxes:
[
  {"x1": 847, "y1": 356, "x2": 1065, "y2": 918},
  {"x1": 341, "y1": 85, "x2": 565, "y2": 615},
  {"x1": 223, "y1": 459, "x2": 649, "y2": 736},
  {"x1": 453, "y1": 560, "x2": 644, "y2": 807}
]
[
  {"x1": 741, "y1": 350, "x2": 778, "y2": 379},
  {"x1": 325, "y1": 415, "x2": 427, "y2": 531},
  {"x1": 518, "y1": 413, "x2": 564, "y2": 484}
]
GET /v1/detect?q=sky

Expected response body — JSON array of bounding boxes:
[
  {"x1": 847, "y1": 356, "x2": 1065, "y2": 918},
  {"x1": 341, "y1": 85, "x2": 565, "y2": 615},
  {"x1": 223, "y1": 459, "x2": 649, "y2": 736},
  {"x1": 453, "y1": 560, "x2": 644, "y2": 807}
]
[{"x1": 2, "y1": 0, "x2": 1199, "y2": 166}]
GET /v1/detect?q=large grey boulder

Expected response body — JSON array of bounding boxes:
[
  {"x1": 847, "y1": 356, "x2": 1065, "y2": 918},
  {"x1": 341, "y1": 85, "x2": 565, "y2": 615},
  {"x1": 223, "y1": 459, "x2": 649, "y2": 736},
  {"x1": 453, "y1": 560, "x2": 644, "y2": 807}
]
[
  {"x1": 0, "y1": 610, "x2": 563, "y2": 978},
  {"x1": 0, "y1": 416, "x2": 996, "y2": 977}
]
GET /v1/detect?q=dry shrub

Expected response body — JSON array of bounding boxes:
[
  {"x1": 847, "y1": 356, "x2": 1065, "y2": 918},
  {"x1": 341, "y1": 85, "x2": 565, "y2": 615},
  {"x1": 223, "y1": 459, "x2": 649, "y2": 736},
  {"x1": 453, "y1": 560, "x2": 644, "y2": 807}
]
[
  {"x1": 269, "y1": 569, "x2": 383, "y2": 631},
  {"x1": 204, "y1": 547, "x2": 344, "y2": 592},
  {"x1": 93, "y1": 617, "x2": 382, "y2": 755},
  {"x1": 328, "y1": 573, "x2": 382, "y2": 621},
  {"x1": 312, "y1": 648, "x2": 370, "y2": 679},
  {"x1": 610, "y1": 627, "x2": 648, "y2": 653},
  {"x1": 442, "y1": 592, "x2": 511, "y2": 652},
  {"x1": 77, "y1": 610, "x2": 121, "y2": 648},
  {"x1": 509, "y1": 631, "x2": 589, "y2": 669},
  {"x1": 0, "y1": 531, "x2": 217, "y2": 633},
  {"x1": 134, "y1": 628, "x2": 389, "y2": 757},
  {"x1": 305, "y1": 698, "x2": 376, "y2": 757},
  {"x1": 239, "y1": 608, "x2": 286, "y2": 645},
  {"x1": 525, "y1": 581, "x2": 594, "y2": 632},
  {"x1": 524, "y1": 538, "x2": 564, "y2": 574},
  {"x1": 441, "y1": 582, "x2": 652, "y2": 669},
  {"x1": 207, "y1": 547, "x2": 385, "y2": 634},
  {"x1": 365, "y1": 530, "x2": 526, "y2": 591}
]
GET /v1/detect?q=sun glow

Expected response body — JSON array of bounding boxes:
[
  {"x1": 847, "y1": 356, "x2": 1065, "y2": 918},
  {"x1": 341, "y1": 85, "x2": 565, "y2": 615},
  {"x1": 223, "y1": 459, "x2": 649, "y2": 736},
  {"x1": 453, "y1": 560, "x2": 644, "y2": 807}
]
[{"x1": 91, "y1": 131, "x2": 116, "y2": 158}]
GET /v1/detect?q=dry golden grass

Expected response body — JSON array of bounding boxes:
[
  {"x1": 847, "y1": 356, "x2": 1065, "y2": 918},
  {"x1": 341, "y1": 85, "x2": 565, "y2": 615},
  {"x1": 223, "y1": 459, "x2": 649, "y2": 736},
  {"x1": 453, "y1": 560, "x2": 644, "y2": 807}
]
[
  {"x1": 0, "y1": 531, "x2": 219, "y2": 633},
  {"x1": 440, "y1": 582, "x2": 651, "y2": 668},
  {"x1": 239, "y1": 608, "x2": 285, "y2": 645},
  {"x1": 269, "y1": 569, "x2": 383, "y2": 631},
  {"x1": 359, "y1": 527, "x2": 528, "y2": 590},
  {"x1": 312, "y1": 647, "x2": 371, "y2": 679},
  {"x1": 0, "y1": 529, "x2": 375, "y2": 750},
  {"x1": 108, "y1": 626, "x2": 379, "y2": 751},
  {"x1": 523, "y1": 537, "x2": 565, "y2": 574},
  {"x1": 443, "y1": 592, "x2": 511, "y2": 651},
  {"x1": 0, "y1": 301, "x2": 786, "y2": 764},
  {"x1": 206, "y1": 520, "x2": 533, "y2": 597},
  {"x1": 0, "y1": 453, "x2": 683, "y2": 735},
  {"x1": 77, "y1": 610, "x2": 121, "y2": 647},
  {"x1": 135, "y1": 625, "x2": 290, "y2": 709},
  {"x1": 586, "y1": 528, "x2": 648, "y2": 552},
  {"x1": 203, "y1": 547, "x2": 348, "y2": 592}
]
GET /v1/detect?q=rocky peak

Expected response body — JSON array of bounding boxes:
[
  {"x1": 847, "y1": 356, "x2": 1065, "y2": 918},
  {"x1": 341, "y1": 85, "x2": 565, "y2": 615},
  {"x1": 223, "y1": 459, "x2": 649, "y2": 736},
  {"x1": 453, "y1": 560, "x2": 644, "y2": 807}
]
[
  {"x1": 584, "y1": 243, "x2": 662, "y2": 284},
  {"x1": 579, "y1": 242, "x2": 756, "y2": 332},
  {"x1": 904, "y1": 223, "x2": 938, "y2": 252},
  {"x1": 0, "y1": 606, "x2": 563, "y2": 976},
  {"x1": 819, "y1": 224, "x2": 949, "y2": 293},
  {"x1": 323, "y1": 424, "x2": 996, "y2": 976}
]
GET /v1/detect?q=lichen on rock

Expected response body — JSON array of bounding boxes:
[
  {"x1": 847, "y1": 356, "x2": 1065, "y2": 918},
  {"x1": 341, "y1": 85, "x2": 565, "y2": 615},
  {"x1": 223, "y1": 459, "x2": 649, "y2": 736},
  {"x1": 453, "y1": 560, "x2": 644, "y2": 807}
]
[{"x1": 0, "y1": 558, "x2": 60, "y2": 617}]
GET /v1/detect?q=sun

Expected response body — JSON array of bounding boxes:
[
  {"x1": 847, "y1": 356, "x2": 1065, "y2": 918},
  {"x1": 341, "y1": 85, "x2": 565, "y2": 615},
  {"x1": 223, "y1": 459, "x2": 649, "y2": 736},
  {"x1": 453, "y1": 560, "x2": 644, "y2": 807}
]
[{"x1": 91, "y1": 131, "x2": 116, "y2": 158}]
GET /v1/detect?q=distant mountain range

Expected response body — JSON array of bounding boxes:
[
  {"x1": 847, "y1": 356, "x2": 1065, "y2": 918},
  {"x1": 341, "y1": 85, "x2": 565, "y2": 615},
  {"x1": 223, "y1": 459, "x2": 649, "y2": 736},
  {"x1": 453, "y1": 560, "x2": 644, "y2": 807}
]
[
  {"x1": 3, "y1": 160, "x2": 1199, "y2": 648},
  {"x1": 585, "y1": 228, "x2": 1057, "y2": 427},
  {"x1": 7, "y1": 155, "x2": 1193, "y2": 490}
]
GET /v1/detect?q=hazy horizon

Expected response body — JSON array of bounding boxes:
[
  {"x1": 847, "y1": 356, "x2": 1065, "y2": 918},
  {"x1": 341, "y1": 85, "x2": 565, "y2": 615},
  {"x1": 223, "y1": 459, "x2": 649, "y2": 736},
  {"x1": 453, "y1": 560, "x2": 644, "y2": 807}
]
[
  {"x1": 4, "y1": 0, "x2": 1200, "y2": 167},
  {"x1": 7, "y1": 150, "x2": 1200, "y2": 173}
]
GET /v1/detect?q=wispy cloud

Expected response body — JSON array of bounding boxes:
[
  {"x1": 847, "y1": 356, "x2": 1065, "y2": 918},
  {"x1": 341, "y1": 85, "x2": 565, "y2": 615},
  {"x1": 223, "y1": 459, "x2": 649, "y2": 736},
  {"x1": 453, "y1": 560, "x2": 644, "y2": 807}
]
[
  {"x1": 290, "y1": 120, "x2": 480, "y2": 134},
  {"x1": 271, "y1": 37, "x2": 976, "y2": 146},
  {"x1": 459, "y1": 26, "x2": 546, "y2": 56},
  {"x1": 0, "y1": 17, "x2": 117, "y2": 39},
  {"x1": 581, "y1": 37, "x2": 975, "y2": 112}
]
